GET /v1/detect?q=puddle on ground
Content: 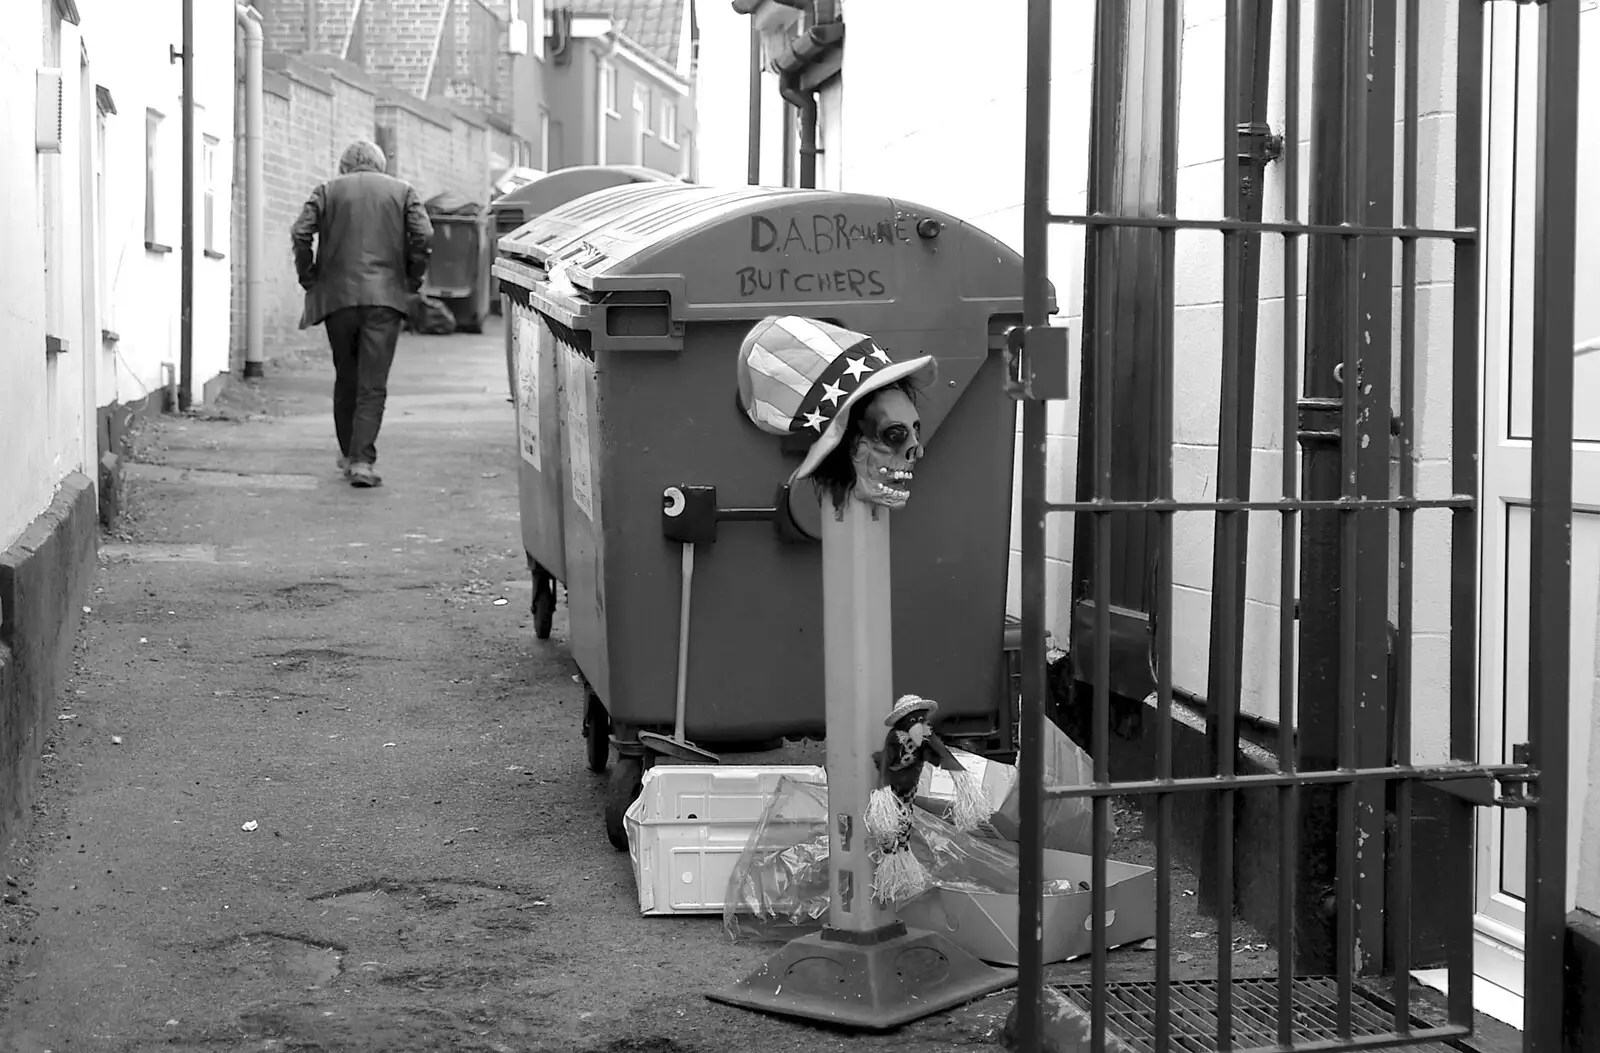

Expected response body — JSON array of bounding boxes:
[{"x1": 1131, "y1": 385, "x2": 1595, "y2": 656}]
[{"x1": 216, "y1": 932, "x2": 343, "y2": 988}]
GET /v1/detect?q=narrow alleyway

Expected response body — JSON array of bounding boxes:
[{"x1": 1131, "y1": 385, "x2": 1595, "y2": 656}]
[
  {"x1": 0, "y1": 321, "x2": 1018, "y2": 1053},
  {"x1": 0, "y1": 321, "x2": 1515, "y2": 1053}
]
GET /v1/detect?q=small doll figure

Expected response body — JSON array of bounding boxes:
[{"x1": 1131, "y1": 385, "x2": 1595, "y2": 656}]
[{"x1": 861, "y1": 694, "x2": 993, "y2": 906}]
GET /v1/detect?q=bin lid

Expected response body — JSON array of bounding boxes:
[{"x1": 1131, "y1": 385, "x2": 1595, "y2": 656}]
[
  {"x1": 499, "y1": 182, "x2": 1045, "y2": 316},
  {"x1": 490, "y1": 165, "x2": 676, "y2": 219},
  {"x1": 497, "y1": 181, "x2": 696, "y2": 268}
]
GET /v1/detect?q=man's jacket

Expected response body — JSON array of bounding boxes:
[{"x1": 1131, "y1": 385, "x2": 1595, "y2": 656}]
[{"x1": 291, "y1": 170, "x2": 434, "y2": 329}]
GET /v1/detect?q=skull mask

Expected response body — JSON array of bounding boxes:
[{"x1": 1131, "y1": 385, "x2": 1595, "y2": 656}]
[{"x1": 849, "y1": 388, "x2": 923, "y2": 509}]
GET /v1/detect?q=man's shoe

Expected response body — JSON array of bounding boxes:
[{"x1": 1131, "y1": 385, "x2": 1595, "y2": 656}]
[
  {"x1": 337, "y1": 455, "x2": 352, "y2": 476},
  {"x1": 348, "y1": 462, "x2": 382, "y2": 488}
]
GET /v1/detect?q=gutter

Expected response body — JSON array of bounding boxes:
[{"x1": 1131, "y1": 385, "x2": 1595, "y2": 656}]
[
  {"x1": 769, "y1": 17, "x2": 842, "y2": 189},
  {"x1": 237, "y1": 4, "x2": 265, "y2": 377}
]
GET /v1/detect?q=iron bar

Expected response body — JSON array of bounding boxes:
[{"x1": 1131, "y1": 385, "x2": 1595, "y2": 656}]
[
  {"x1": 1154, "y1": 0, "x2": 1180, "y2": 1044},
  {"x1": 1014, "y1": 0, "x2": 1053, "y2": 1048},
  {"x1": 1213, "y1": 0, "x2": 1243, "y2": 1046},
  {"x1": 1524, "y1": 0, "x2": 1580, "y2": 1048},
  {"x1": 1048, "y1": 213, "x2": 1470, "y2": 240},
  {"x1": 1443, "y1": 0, "x2": 1484, "y2": 1028},
  {"x1": 1089, "y1": 0, "x2": 1118, "y2": 1031},
  {"x1": 1336, "y1": 0, "x2": 1369, "y2": 1012},
  {"x1": 1044, "y1": 496, "x2": 1470, "y2": 513},
  {"x1": 1299, "y1": 0, "x2": 1366, "y2": 980},
  {"x1": 1276, "y1": 0, "x2": 1302, "y2": 1030},
  {"x1": 1352, "y1": 0, "x2": 1399, "y2": 986},
  {"x1": 1191, "y1": 1025, "x2": 1472, "y2": 1053},
  {"x1": 1041, "y1": 762, "x2": 1527, "y2": 799},
  {"x1": 1390, "y1": 0, "x2": 1422, "y2": 1031},
  {"x1": 1204, "y1": 0, "x2": 1276, "y2": 967}
]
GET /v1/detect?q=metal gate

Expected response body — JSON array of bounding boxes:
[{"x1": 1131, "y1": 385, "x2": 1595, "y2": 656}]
[{"x1": 1007, "y1": 0, "x2": 1579, "y2": 1051}]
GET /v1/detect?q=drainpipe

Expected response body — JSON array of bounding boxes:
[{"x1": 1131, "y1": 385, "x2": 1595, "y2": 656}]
[
  {"x1": 770, "y1": 17, "x2": 842, "y2": 191},
  {"x1": 237, "y1": 5, "x2": 265, "y2": 378},
  {"x1": 776, "y1": 73, "x2": 817, "y2": 188},
  {"x1": 746, "y1": 17, "x2": 761, "y2": 184},
  {"x1": 178, "y1": 0, "x2": 196, "y2": 410}
]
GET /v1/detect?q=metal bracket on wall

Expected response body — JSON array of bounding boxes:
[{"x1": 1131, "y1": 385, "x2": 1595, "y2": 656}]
[
  {"x1": 1431, "y1": 743, "x2": 1540, "y2": 809},
  {"x1": 1237, "y1": 121, "x2": 1285, "y2": 208},
  {"x1": 1003, "y1": 324, "x2": 1070, "y2": 401}
]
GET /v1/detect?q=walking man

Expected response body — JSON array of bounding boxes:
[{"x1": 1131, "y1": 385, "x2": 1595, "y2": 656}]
[{"x1": 291, "y1": 140, "x2": 433, "y2": 488}]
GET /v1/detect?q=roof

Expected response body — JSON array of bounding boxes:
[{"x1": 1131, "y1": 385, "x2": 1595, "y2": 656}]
[{"x1": 562, "y1": 0, "x2": 688, "y2": 67}]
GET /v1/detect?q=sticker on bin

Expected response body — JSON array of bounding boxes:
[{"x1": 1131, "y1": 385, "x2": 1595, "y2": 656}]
[
  {"x1": 514, "y1": 311, "x2": 541, "y2": 471},
  {"x1": 562, "y1": 347, "x2": 594, "y2": 521}
]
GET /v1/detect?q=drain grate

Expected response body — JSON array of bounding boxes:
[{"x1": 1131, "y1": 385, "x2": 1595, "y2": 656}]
[{"x1": 1055, "y1": 976, "x2": 1467, "y2": 1053}]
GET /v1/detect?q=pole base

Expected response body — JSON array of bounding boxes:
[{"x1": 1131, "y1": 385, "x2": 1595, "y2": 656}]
[
  {"x1": 243, "y1": 361, "x2": 264, "y2": 379},
  {"x1": 706, "y1": 924, "x2": 1016, "y2": 1032}
]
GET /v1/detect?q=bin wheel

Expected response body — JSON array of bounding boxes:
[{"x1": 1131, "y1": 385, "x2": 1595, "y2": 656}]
[
  {"x1": 531, "y1": 566, "x2": 557, "y2": 640},
  {"x1": 605, "y1": 756, "x2": 644, "y2": 852},
  {"x1": 583, "y1": 693, "x2": 610, "y2": 774}
]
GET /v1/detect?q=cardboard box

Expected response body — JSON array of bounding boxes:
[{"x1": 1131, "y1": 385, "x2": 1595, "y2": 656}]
[
  {"x1": 914, "y1": 747, "x2": 1017, "y2": 817},
  {"x1": 623, "y1": 764, "x2": 827, "y2": 916},
  {"x1": 898, "y1": 848, "x2": 1155, "y2": 966}
]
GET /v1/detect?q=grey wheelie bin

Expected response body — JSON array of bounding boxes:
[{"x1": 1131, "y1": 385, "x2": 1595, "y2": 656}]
[
  {"x1": 495, "y1": 176, "x2": 704, "y2": 641},
  {"x1": 491, "y1": 183, "x2": 1053, "y2": 851},
  {"x1": 422, "y1": 193, "x2": 493, "y2": 333}
]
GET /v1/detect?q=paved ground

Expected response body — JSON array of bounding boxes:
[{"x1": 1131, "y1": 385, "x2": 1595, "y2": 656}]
[
  {"x1": 0, "y1": 321, "x2": 1018, "y2": 1053},
  {"x1": 0, "y1": 318, "x2": 1511, "y2": 1053}
]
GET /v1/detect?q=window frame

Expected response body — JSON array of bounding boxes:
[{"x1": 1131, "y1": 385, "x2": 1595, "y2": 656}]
[
  {"x1": 144, "y1": 108, "x2": 167, "y2": 252},
  {"x1": 659, "y1": 98, "x2": 678, "y2": 146},
  {"x1": 601, "y1": 61, "x2": 619, "y2": 118},
  {"x1": 202, "y1": 134, "x2": 220, "y2": 256}
]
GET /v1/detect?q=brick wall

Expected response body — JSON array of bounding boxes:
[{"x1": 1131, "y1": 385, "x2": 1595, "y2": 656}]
[
  {"x1": 258, "y1": 0, "x2": 359, "y2": 58},
  {"x1": 231, "y1": 52, "x2": 380, "y2": 363},
  {"x1": 362, "y1": 0, "x2": 449, "y2": 99},
  {"x1": 375, "y1": 92, "x2": 491, "y2": 204}
]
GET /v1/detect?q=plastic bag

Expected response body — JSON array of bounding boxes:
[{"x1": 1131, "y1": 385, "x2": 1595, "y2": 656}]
[
  {"x1": 989, "y1": 718, "x2": 1117, "y2": 854},
  {"x1": 721, "y1": 775, "x2": 1029, "y2": 943}
]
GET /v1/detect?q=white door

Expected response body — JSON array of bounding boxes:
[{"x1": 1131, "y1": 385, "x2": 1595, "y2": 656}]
[{"x1": 1474, "y1": 0, "x2": 1600, "y2": 1005}]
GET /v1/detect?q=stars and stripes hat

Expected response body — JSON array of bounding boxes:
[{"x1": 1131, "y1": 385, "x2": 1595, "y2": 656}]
[{"x1": 736, "y1": 316, "x2": 936, "y2": 482}]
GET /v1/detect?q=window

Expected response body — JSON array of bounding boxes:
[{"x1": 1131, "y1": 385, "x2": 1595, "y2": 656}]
[
  {"x1": 540, "y1": 109, "x2": 551, "y2": 169},
  {"x1": 659, "y1": 99, "x2": 678, "y2": 146},
  {"x1": 144, "y1": 109, "x2": 166, "y2": 251},
  {"x1": 601, "y1": 62, "x2": 618, "y2": 116},
  {"x1": 633, "y1": 83, "x2": 648, "y2": 126},
  {"x1": 202, "y1": 135, "x2": 221, "y2": 257},
  {"x1": 95, "y1": 106, "x2": 108, "y2": 324}
]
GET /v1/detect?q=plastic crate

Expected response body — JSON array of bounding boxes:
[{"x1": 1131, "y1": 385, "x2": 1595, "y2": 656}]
[{"x1": 623, "y1": 764, "x2": 827, "y2": 915}]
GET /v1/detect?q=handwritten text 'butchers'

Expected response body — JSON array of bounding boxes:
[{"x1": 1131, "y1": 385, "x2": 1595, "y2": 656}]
[{"x1": 735, "y1": 213, "x2": 914, "y2": 299}]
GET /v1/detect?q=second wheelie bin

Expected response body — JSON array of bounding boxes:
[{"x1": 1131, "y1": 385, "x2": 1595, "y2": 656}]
[
  {"x1": 493, "y1": 167, "x2": 683, "y2": 637},
  {"x1": 491, "y1": 182, "x2": 1054, "y2": 850}
]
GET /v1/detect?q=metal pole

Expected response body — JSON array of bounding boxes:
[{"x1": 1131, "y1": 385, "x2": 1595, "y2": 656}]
[
  {"x1": 179, "y1": 0, "x2": 195, "y2": 411},
  {"x1": 239, "y1": 5, "x2": 265, "y2": 379},
  {"x1": 1294, "y1": 0, "x2": 1354, "y2": 974},
  {"x1": 1015, "y1": 0, "x2": 1053, "y2": 1046},
  {"x1": 1524, "y1": 1, "x2": 1579, "y2": 1048},
  {"x1": 747, "y1": 19, "x2": 762, "y2": 185}
]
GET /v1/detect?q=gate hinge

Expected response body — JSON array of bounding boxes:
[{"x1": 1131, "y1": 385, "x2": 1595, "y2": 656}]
[
  {"x1": 1237, "y1": 121, "x2": 1285, "y2": 207},
  {"x1": 1003, "y1": 324, "x2": 1071, "y2": 401},
  {"x1": 1432, "y1": 743, "x2": 1540, "y2": 809}
]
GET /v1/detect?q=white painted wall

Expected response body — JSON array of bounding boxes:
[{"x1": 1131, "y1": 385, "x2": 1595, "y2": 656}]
[
  {"x1": 705, "y1": 0, "x2": 1467, "y2": 756},
  {"x1": 691, "y1": 0, "x2": 808, "y2": 188},
  {"x1": 79, "y1": 0, "x2": 237, "y2": 409},
  {"x1": 0, "y1": 2, "x2": 94, "y2": 550}
]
